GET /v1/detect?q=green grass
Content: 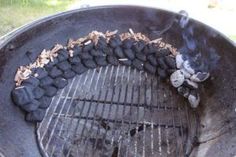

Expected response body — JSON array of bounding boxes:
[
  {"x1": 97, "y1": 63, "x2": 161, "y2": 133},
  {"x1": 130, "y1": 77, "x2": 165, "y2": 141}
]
[
  {"x1": 0, "y1": 0, "x2": 75, "y2": 36},
  {"x1": 229, "y1": 35, "x2": 236, "y2": 42}
]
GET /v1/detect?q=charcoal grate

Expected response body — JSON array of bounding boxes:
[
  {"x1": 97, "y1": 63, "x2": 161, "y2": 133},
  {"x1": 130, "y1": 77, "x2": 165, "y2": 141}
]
[{"x1": 37, "y1": 65, "x2": 197, "y2": 157}]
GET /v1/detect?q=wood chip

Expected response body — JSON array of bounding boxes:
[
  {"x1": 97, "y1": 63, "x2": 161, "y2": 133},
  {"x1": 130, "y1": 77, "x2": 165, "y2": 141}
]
[{"x1": 14, "y1": 29, "x2": 178, "y2": 86}]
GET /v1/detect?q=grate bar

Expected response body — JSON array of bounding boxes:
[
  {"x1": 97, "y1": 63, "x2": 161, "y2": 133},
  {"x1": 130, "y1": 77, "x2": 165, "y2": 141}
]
[
  {"x1": 36, "y1": 65, "x2": 196, "y2": 157},
  {"x1": 100, "y1": 65, "x2": 120, "y2": 156},
  {"x1": 64, "y1": 98, "x2": 181, "y2": 111}
]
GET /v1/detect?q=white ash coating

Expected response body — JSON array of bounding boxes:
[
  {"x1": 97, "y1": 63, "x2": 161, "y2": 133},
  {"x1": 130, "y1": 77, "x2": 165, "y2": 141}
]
[
  {"x1": 176, "y1": 54, "x2": 184, "y2": 69},
  {"x1": 188, "y1": 92, "x2": 200, "y2": 108},
  {"x1": 185, "y1": 79, "x2": 199, "y2": 89},
  {"x1": 190, "y1": 72, "x2": 210, "y2": 82},
  {"x1": 180, "y1": 69, "x2": 191, "y2": 79},
  {"x1": 170, "y1": 70, "x2": 185, "y2": 88},
  {"x1": 183, "y1": 60, "x2": 195, "y2": 74}
]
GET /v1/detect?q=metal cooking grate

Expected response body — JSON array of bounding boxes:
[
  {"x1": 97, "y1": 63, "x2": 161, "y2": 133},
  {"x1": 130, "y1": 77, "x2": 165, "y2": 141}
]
[{"x1": 37, "y1": 65, "x2": 197, "y2": 157}]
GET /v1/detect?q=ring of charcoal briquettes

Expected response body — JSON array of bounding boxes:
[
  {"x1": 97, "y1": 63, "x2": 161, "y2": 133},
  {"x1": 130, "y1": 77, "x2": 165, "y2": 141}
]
[{"x1": 12, "y1": 30, "x2": 209, "y2": 123}]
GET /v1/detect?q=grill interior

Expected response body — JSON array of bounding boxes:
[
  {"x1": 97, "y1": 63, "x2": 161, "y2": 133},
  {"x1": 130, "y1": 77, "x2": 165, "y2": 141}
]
[{"x1": 37, "y1": 65, "x2": 197, "y2": 157}]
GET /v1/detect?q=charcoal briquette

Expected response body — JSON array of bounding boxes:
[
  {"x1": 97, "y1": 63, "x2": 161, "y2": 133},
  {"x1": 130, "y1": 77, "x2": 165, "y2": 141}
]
[
  {"x1": 79, "y1": 52, "x2": 93, "y2": 60},
  {"x1": 176, "y1": 54, "x2": 185, "y2": 68},
  {"x1": 96, "y1": 37, "x2": 107, "y2": 50},
  {"x1": 132, "y1": 59, "x2": 143, "y2": 71},
  {"x1": 188, "y1": 90, "x2": 200, "y2": 108},
  {"x1": 82, "y1": 59, "x2": 97, "y2": 68},
  {"x1": 119, "y1": 59, "x2": 132, "y2": 66},
  {"x1": 144, "y1": 62, "x2": 156, "y2": 74},
  {"x1": 124, "y1": 49, "x2": 135, "y2": 60},
  {"x1": 164, "y1": 56, "x2": 176, "y2": 69},
  {"x1": 25, "y1": 108, "x2": 46, "y2": 122},
  {"x1": 109, "y1": 35, "x2": 122, "y2": 48},
  {"x1": 107, "y1": 55, "x2": 119, "y2": 66},
  {"x1": 157, "y1": 68, "x2": 167, "y2": 79},
  {"x1": 90, "y1": 49, "x2": 104, "y2": 57},
  {"x1": 33, "y1": 87, "x2": 45, "y2": 99},
  {"x1": 95, "y1": 57, "x2": 108, "y2": 66},
  {"x1": 170, "y1": 70, "x2": 185, "y2": 88},
  {"x1": 34, "y1": 67, "x2": 48, "y2": 79},
  {"x1": 43, "y1": 85, "x2": 57, "y2": 97},
  {"x1": 122, "y1": 38, "x2": 135, "y2": 49},
  {"x1": 57, "y1": 49, "x2": 69, "y2": 62},
  {"x1": 73, "y1": 45, "x2": 82, "y2": 56},
  {"x1": 68, "y1": 56, "x2": 81, "y2": 65},
  {"x1": 103, "y1": 47, "x2": 113, "y2": 55},
  {"x1": 156, "y1": 49, "x2": 171, "y2": 57},
  {"x1": 21, "y1": 99, "x2": 40, "y2": 112},
  {"x1": 147, "y1": 54, "x2": 158, "y2": 66},
  {"x1": 157, "y1": 57, "x2": 168, "y2": 70},
  {"x1": 180, "y1": 69, "x2": 191, "y2": 79},
  {"x1": 71, "y1": 63, "x2": 88, "y2": 74},
  {"x1": 190, "y1": 72, "x2": 210, "y2": 82},
  {"x1": 183, "y1": 60, "x2": 195, "y2": 74},
  {"x1": 83, "y1": 41, "x2": 94, "y2": 52},
  {"x1": 63, "y1": 69, "x2": 76, "y2": 79},
  {"x1": 183, "y1": 79, "x2": 198, "y2": 89},
  {"x1": 114, "y1": 47, "x2": 125, "y2": 58},
  {"x1": 44, "y1": 58, "x2": 59, "y2": 70},
  {"x1": 38, "y1": 96, "x2": 52, "y2": 109},
  {"x1": 57, "y1": 60, "x2": 71, "y2": 71},
  {"x1": 135, "y1": 52, "x2": 147, "y2": 61},
  {"x1": 12, "y1": 85, "x2": 35, "y2": 106},
  {"x1": 22, "y1": 76, "x2": 39, "y2": 87},
  {"x1": 132, "y1": 40, "x2": 145, "y2": 53},
  {"x1": 39, "y1": 76, "x2": 53, "y2": 87},
  {"x1": 49, "y1": 66, "x2": 63, "y2": 78},
  {"x1": 53, "y1": 77, "x2": 68, "y2": 89},
  {"x1": 143, "y1": 43, "x2": 157, "y2": 54}
]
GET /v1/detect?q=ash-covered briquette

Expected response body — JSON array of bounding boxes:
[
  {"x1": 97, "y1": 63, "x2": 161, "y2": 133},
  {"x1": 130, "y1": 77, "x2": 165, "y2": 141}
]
[{"x1": 12, "y1": 29, "x2": 210, "y2": 123}]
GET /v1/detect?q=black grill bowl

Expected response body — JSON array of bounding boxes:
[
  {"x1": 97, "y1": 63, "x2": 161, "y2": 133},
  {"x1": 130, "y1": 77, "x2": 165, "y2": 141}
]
[{"x1": 0, "y1": 5, "x2": 235, "y2": 157}]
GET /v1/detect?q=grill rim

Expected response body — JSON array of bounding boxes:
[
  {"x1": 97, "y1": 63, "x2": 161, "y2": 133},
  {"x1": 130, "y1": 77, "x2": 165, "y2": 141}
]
[{"x1": 0, "y1": 5, "x2": 235, "y2": 157}]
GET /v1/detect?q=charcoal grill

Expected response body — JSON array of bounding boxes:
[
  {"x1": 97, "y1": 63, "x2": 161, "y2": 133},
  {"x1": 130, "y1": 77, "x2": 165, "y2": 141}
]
[{"x1": 0, "y1": 5, "x2": 235, "y2": 157}]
